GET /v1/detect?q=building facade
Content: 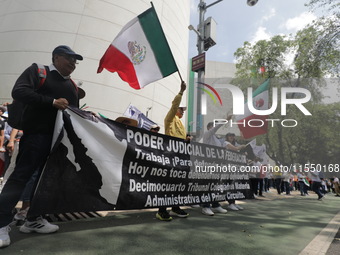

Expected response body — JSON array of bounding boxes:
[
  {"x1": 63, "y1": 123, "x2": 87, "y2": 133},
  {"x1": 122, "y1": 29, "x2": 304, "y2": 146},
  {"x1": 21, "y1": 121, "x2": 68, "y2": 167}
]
[{"x1": 0, "y1": 0, "x2": 190, "y2": 129}]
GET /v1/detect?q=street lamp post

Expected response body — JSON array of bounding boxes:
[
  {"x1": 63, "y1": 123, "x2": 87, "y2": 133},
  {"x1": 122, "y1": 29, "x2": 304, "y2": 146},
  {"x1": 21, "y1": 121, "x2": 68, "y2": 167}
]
[
  {"x1": 196, "y1": 0, "x2": 206, "y2": 140},
  {"x1": 190, "y1": 0, "x2": 260, "y2": 140},
  {"x1": 192, "y1": 0, "x2": 222, "y2": 140}
]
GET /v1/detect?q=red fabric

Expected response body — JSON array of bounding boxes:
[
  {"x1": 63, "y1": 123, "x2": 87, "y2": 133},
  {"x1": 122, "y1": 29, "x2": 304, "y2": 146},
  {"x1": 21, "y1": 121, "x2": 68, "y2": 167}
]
[
  {"x1": 97, "y1": 45, "x2": 140, "y2": 89},
  {"x1": 237, "y1": 114, "x2": 268, "y2": 139}
]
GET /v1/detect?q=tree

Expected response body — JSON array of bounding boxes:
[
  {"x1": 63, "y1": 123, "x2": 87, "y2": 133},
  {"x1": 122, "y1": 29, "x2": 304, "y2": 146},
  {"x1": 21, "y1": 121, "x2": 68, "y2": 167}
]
[
  {"x1": 305, "y1": 0, "x2": 340, "y2": 14},
  {"x1": 295, "y1": 17, "x2": 340, "y2": 78},
  {"x1": 232, "y1": 2, "x2": 340, "y2": 166}
]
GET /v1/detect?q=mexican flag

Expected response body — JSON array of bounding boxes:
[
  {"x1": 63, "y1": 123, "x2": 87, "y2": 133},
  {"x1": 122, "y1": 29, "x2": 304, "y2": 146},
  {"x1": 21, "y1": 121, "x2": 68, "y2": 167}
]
[
  {"x1": 97, "y1": 5, "x2": 178, "y2": 89},
  {"x1": 236, "y1": 79, "x2": 270, "y2": 139},
  {"x1": 303, "y1": 177, "x2": 310, "y2": 187}
]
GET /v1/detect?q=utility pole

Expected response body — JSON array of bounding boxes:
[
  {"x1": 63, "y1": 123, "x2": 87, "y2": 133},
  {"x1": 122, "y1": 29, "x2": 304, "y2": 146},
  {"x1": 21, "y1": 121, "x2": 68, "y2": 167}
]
[
  {"x1": 196, "y1": 0, "x2": 206, "y2": 140},
  {"x1": 190, "y1": 0, "x2": 222, "y2": 140},
  {"x1": 189, "y1": 0, "x2": 260, "y2": 140}
]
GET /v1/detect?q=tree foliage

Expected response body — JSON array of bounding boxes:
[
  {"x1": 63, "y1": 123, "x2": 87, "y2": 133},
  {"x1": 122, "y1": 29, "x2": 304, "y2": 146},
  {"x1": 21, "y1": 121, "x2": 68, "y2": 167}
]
[
  {"x1": 263, "y1": 102, "x2": 340, "y2": 165},
  {"x1": 232, "y1": 1, "x2": 340, "y2": 165},
  {"x1": 305, "y1": 0, "x2": 340, "y2": 14},
  {"x1": 295, "y1": 17, "x2": 340, "y2": 78}
]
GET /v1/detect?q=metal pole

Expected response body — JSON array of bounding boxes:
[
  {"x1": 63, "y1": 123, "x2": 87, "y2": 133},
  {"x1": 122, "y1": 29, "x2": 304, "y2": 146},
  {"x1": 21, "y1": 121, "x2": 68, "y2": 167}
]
[
  {"x1": 146, "y1": 107, "x2": 152, "y2": 117},
  {"x1": 196, "y1": 0, "x2": 206, "y2": 140},
  {"x1": 192, "y1": 0, "x2": 258, "y2": 140}
]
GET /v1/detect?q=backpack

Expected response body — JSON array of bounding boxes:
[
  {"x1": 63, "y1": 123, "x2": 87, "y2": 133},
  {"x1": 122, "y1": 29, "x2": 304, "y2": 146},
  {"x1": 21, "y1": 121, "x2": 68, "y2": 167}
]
[{"x1": 7, "y1": 64, "x2": 78, "y2": 129}]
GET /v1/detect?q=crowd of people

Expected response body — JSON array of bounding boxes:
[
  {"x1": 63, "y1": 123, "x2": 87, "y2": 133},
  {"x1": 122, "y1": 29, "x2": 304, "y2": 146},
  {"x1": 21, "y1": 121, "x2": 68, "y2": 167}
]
[{"x1": 0, "y1": 45, "x2": 339, "y2": 249}]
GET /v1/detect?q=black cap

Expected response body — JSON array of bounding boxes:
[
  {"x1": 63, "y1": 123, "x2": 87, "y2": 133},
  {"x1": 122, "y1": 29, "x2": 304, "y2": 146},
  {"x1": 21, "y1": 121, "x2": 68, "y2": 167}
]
[{"x1": 52, "y1": 45, "x2": 83, "y2": 60}]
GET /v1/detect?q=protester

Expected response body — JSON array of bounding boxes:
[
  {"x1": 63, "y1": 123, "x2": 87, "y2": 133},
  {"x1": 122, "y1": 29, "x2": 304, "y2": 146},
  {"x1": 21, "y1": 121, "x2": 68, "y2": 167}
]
[
  {"x1": 223, "y1": 133, "x2": 246, "y2": 152},
  {"x1": 264, "y1": 167, "x2": 273, "y2": 192},
  {"x1": 249, "y1": 157, "x2": 261, "y2": 198},
  {"x1": 3, "y1": 129, "x2": 21, "y2": 180},
  {"x1": 3, "y1": 128, "x2": 30, "y2": 221},
  {"x1": 273, "y1": 165, "x2": 283, "y2": 195},
  {"x1": 223, "y1": 133, "x2": 246, "y2": 210},
  {"x1": 201, "y1": 120, "x2": 231, "y2": 216},
  {"x1": 2, "y1": 121, "x2": 14, "y2": 173},
  {"x1": 0, "y1": 106, "x2": 6, "y2": 153},
  {"x1": 305, "y1": 175, "x2": 311, "y2": 195},
  {"x1": 297, "y1": 171, "x2": 308, "y2": 196},
  {"x1": 0, "y1": 108, "x2": 5, "y2": 180},
  {"x1": 147, "y1": 124, "x2": 174, "y2": 221},
  {"x1": 293, "y1": 173, "x2": 299, "y2": 191},
  {"x1": 333, "y1": 176, "x2": 340, "y2": 197},
  {"x1": 0, "y1": 106, "x2": 6, "y2": 117},
  {"x1": 258, "y1": 161, "x2": 266, "y2": 197},
  {"x1": 310, "y1": 171, "x2": 324, "y2": 200},
  {"x1": 320, "y1": 179, "x2": 327, "y2": 195},
  {"x1": 282, "y1": 170, "x2": 292, "y2": 195},
  {"x1": 157, "y1": 81, "x2": 189, "y2": 220},
  {"x1": 0, "y1": 45, "x2": 83, "y2": 248}
]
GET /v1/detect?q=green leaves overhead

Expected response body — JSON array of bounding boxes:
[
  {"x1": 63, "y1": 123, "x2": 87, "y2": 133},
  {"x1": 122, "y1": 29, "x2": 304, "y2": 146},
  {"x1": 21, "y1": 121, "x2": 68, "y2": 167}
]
[{"x1": 232, "y1": 0, "x2": 339, "y2": 165}]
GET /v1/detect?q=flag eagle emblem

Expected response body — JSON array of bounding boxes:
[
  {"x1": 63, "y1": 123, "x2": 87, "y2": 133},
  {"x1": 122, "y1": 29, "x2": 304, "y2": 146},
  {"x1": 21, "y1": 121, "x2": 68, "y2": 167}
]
[{"x1": 128, "y1": 41, "x2": 146, "y2": 65}]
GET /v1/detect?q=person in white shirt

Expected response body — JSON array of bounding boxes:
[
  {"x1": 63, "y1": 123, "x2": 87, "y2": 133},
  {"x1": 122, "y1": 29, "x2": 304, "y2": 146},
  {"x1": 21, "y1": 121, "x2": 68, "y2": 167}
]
[
  {"x1": 310, "y1": 171, "x2": 324, "y2": 200},
  {"x1": 297, "y1": 171, "x2": 308, "y2": 196},
  {"x1": 282, "y1": 171, "x2": 292, "y2": 195},
  {"x1": 223, "y1": 133, "x2": 247, "y2": 211},
  {"x1": 333, "y1": 176, "x2": 340, "y2": 196},
  {"x1": 201, "y1": 118, "x2": 231, "y2": 216}
]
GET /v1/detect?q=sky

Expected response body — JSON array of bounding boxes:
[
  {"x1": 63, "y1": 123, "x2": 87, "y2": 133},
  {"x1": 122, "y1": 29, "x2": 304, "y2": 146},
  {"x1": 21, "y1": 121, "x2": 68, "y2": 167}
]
[
  {"x1": 188, "y1": 0, "x2": 321, "y2": 63},
  {"x1": 188, "y1": 0, "x2": 340, "y2": 103}
]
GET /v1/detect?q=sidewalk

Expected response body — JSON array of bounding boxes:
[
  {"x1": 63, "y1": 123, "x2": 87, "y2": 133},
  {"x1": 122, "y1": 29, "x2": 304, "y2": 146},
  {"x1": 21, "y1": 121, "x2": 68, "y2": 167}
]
[{"x1": 1, "y1": 190, "x2": 340, "y2": 255}]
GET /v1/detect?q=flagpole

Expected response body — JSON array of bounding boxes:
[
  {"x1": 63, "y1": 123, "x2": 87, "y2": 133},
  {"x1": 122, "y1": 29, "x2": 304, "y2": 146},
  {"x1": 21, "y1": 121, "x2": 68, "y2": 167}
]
[
  {"x1": 177, "y1": 70, "x2": 184, "y2": 82},
  {"x1": 150, "y1": 1, "x2": 182, "y2": 84}
]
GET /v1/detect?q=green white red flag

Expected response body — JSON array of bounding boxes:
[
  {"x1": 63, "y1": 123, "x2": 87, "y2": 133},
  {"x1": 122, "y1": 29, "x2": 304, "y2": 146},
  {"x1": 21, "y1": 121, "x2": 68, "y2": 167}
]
[
  {"x1": 303, "y1": 177, "x2": 310, "y2": 187},
  {"x1": 236, "y1": 79, "x2": 270, "y2": 139},
  {"x1": 97, "y1": 5, "x2": 178, "y2": 89}
]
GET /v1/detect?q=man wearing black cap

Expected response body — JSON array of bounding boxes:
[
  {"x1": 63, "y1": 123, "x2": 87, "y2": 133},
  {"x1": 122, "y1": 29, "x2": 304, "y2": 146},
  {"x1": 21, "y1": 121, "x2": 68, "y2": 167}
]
[{"x1": 0, "y1": 45, "x2": 83, "y2": 248}]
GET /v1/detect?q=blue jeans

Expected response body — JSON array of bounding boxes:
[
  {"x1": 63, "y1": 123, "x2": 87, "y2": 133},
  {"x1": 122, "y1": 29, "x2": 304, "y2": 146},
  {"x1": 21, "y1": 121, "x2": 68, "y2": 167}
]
[
  {"x1": 0, "y1": 133, "x2": 52, "y2": 227},
  {"x1": 21, "y1": 170, "x2": 39, "y2": 202}
]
